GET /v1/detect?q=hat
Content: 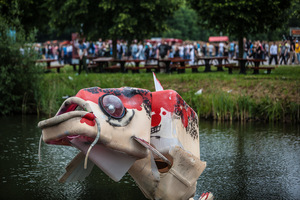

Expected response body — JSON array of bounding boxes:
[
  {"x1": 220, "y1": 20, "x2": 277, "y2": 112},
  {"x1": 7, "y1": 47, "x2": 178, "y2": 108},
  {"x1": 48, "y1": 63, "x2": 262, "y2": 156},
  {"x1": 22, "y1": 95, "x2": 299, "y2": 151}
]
[{"x1": 296, "y1": 40, "x2": 299, "y2": 42}]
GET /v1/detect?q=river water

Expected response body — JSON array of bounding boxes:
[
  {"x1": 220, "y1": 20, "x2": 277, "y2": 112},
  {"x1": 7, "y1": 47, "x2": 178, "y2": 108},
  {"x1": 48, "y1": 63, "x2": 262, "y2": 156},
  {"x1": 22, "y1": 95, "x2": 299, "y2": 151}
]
[{"x1": 0, "y1": 115, "x2": 299, "y2": 200}]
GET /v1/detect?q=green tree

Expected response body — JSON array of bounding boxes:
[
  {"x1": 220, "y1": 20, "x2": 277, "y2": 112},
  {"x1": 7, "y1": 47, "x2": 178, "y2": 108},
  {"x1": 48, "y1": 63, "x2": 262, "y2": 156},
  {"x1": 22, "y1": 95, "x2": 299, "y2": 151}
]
[
  {"x1": 161, "y1": 5, "x2": 217, "y2": 41},
  {"x1": 0, "y1": 1, "x2": 42, "y2": 115},
  {"x1": 188, "y1": 0, "x2": 292, "y2": 57},
  {"x1": 45, "y1": 0, "x2": 183, "y2": 57},
  {"x1": 0, "y1": 0, "x2": 50, "y2": 36}
]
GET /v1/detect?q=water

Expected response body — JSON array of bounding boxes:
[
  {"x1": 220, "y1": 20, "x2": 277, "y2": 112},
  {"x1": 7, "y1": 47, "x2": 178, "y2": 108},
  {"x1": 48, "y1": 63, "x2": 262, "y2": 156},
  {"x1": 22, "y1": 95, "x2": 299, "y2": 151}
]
[{"x1": 0, "y1": 116, "x2": 299, "y2": 200}]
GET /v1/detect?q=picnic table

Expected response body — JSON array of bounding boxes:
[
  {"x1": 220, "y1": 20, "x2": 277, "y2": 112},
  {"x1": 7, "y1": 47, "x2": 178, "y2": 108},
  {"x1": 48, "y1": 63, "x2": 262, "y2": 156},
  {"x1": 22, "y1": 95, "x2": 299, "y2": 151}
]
[
  {"x1": 36, "y1": 59, "x2": 63, "y2": 73},
  {"x1": 92, "y1": 57, "x2": 114, "y2": 72},
  {"x1": 169, "y1": 58, "x2": 191, "y2": 73},
  {"x1": 212, "y1": 56, "x2": 230, "y2": 71},
  {"x1": 114, "y1": 59, "x2": 145, "y2": 73},
  {"x1": 197, "y1": 57, "x2": 217, "y2": 72},
  {"x1": 233, "y1": 58, "x2": 249, "y2": 74},
  {"x1": 234, "y1": 58, "x2": 273, "y2": 74},
  {"x1": 247, "y1": 58, "x2": 273, "y2": 74},
  {"x1": 159, "y1": 58, "x2": 191, "y2": 73}
]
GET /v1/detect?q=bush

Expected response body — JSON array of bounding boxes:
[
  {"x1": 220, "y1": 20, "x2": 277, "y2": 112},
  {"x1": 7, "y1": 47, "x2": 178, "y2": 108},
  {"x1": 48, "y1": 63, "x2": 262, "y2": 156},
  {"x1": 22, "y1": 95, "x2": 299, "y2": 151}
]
[{"x1": 0, "y1": 10, "x2": 42, "y2": 115}]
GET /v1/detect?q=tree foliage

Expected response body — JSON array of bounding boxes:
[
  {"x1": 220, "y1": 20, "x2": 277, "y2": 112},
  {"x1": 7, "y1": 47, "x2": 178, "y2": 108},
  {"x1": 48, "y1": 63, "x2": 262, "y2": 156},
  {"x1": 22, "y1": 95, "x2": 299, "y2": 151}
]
[
  {"x1": 0, "y1": 2, "x2": 42, "y2": 115},
  {"x1": 188, "y1": 0, "x2": 293, "y2": 57},
  {"x1": 188, "y1": 0, "x2": 292, "y2": 38},
  {"x1": 0, "y1": 0, "x2": 49, "y2": 35},
  {"x1": 161, "y1": 5, "x2": 217, "y2": 41},
  {"x1": 45, "y1": 0, "x2": 183, "y2": 41}
]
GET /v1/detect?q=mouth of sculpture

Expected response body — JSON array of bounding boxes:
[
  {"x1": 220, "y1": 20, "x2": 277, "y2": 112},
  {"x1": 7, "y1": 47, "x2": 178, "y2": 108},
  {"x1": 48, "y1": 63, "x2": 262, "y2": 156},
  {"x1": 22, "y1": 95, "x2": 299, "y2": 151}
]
[{"x1": 38, "y1": 97, "x2": 99, "y2": 146}]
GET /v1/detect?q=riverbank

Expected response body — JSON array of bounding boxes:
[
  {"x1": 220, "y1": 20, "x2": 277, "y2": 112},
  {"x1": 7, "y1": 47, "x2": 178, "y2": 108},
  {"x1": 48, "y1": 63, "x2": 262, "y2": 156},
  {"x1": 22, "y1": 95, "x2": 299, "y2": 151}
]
[{"x1": 38, "y1": 65, "x2": 300, "y2": 122}]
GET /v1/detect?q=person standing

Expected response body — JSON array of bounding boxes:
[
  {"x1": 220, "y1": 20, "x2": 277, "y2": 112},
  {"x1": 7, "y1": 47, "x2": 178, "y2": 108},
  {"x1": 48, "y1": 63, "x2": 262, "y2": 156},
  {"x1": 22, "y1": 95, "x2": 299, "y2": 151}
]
[
  {"x1": 224, "y1": 42, "x2": 229, "y2": 57},
  {"x1": 214, "y1": 43, "x2": 219, "y2": 57},
  {"x1": 219, "y1": 42, "x2": 224, "y2": 56},
  {"x1": 235, "y1": 42, "x2": 239, "y2": 58},
  {"x1": 229, "y1": 41, "x2": 235, "y2": 59},
  {"x1": 289, "y1": 39, "x2": 295, "y2": 65},
  {"x1": 157, "y1": 40, "x2": 170, "y2": 73},
  {"x1": 264, "y1": 41, "x2": 269, "y2": 60},
  {"x1": 57, "y1": 44, "x2": 63, "y2": 64},
  {"x1": 295, "y1": 40, "x2": 300, "y2": 64},
  {"x1": 279, "y1": 41, "x2": 287, "y2": 65},
  {"x1": 67, "y1": 44, "x2": 73, "y2": 65},
  {"x1": 131, "y1": 41, "x2": 138, "y2": 59},
  {"x1": 269, "y1": 41, "x2": 278, "y2": 65},
  {"x1": 77, "y1": 39, "x2": 88, "y2": 75},
  {"x1": 208, "y1": 42, "x2": 214, "y2": 57},
  {"x1": 117, "y1": 41, "x2": 123, "y2": 60},
  {"x1": 243, "y1": 37, "x2": 248, "y2": 58}
]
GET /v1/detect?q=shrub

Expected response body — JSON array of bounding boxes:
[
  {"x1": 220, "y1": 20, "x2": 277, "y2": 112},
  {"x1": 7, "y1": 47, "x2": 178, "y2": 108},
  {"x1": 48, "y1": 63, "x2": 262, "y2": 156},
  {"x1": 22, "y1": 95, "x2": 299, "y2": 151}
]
[{"x1": 0, "y1": 7, "x2": 42, "y2": 115}]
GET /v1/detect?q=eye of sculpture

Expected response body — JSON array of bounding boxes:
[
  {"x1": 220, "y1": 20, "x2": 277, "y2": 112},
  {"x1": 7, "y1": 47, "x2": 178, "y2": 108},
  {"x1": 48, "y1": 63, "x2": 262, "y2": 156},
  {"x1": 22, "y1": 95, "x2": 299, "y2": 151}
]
[{"x1": 99, "y1": 94, "x2": 126, "y2": 119}]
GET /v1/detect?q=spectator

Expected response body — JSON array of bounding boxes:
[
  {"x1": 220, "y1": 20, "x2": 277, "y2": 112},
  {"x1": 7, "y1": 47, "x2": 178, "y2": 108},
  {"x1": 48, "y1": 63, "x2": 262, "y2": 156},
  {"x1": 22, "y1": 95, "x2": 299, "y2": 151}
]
[
  {"x1": 224, "y1": 42, "x2": 229, "y2": 57},
  {"x1": 57, "y1": 44, "x2": 63, "y2": 64},
  {"x1": 67, "y1": 43, "x2": 73, "y2": 65},
  {"x1": 131, "y1": 41, "x2": 138, "y2": 59},
  {"x1": 280, "y1": 41, "x2": 288, "y2": 65},
  {"x1": 77, "y1": 39, "x2": 88, "y2": 75},
  {"x1": 295, "y1": 40, "x2": 300, "y2": 64},
  {"x1": 97, "y1": 38, "x2": 103, "y2": 57},
  {"x1": 63, "y1": 45, "x2": 68, "y2": 64},
  {"x1": 157, "y1": 40, "x2": 170, "y2": 72},
  {"x1": 214, "y1": 43, "x2": 219, "y2": 57},
  {"x1": 264, "y1": 41, "x2": 269, "y2": 60},
  {"x1": 229, "y1": 41, "x2": 235, "y2": 59},
  {"x1": 178, "y1": 43, "x2": 184, "y2": 58},
  {"x1": 289, "y1": 39, "x2": 295, "y2": 65},
  {"x1": 202, "y1": 42, "x2": 207, "y2": 56},
  {"x1": 173, "y1": 45, "x2": 180, "y2": 58},
  {"x1": 219, "y1": 42, "x2": 224, "y2": 56},
  {"x1": 269, "y1": 41, "x2": 278, "y2": 65},
  {"x1": 144, "y1": 42, "x2": 151, "y2": 61},
  {"x1": 88, "y1": 41, "x2": 95, "y2": 56},
  {"x1": 117, "y1": 41, "x2": 123, "y2": 60},
  {"x1": 137, "y1": 41, "x2": 144, "y2": 59},
  {"x1": 235, "y1": 42, "x2": 239, "y2": 58},
  {"x1": 208, "y1": 42, "x2": 214, "y2": 57},
  {"x1": 243, "y1": 37, "x2": 248, "y2": 58}
]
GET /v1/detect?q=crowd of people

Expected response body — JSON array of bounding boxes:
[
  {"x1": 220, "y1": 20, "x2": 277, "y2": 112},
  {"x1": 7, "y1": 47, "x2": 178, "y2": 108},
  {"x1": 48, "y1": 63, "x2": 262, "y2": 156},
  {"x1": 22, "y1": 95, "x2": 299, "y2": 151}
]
[
  {"x1": 243, "y1": 37, "x2": 300, "y2": 65},
  {"x1": 35, "y1": 37, "x2": 300, "y2": 67}
]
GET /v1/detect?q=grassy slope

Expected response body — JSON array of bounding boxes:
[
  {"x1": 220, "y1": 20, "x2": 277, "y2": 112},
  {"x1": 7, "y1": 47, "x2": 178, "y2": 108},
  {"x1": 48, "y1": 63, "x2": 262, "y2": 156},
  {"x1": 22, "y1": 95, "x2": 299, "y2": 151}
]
[{"x1": 39, "y1": 65, "x2": 300, "y2": 122}]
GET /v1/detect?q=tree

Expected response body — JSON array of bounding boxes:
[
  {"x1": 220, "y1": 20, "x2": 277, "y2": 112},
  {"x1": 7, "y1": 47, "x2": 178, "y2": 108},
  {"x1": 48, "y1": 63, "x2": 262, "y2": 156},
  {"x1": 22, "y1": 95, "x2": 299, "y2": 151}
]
[
  {"x1": 0, "y1": 0, "x2": 50, "y2": 36},
  {"x1": 161, "y1": 5, "x2": 217, "y2": 41},
  {"x1": 188, "y1": 0, "x2": 292, "y2": 57},
  {"x1": 0, "y1": 2, "x2": 43, "y2": 115},
  {"x1": 45, "y1": 0, "x2": 183, "y2": 58}
]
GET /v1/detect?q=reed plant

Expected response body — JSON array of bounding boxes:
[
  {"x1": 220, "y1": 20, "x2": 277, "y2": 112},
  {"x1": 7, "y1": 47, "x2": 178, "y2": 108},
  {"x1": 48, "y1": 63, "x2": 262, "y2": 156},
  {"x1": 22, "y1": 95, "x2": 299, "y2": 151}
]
[{"x1": 37, "y1": 65, "x2": 299, "y2": 122}]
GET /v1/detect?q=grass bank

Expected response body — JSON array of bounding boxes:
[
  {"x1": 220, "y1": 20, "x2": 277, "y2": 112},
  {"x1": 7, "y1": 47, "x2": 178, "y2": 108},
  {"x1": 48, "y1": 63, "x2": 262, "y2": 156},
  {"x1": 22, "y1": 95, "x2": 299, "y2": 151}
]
[{"x1": 38, "y1": 65, "x2": 300, "y2": 123}]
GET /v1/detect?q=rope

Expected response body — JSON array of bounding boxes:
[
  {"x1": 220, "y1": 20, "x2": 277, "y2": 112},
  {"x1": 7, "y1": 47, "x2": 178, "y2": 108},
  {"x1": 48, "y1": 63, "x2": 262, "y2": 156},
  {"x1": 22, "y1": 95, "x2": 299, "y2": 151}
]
[{"x1": 84, "y1": 117, "x2": 101, "y2": 169}]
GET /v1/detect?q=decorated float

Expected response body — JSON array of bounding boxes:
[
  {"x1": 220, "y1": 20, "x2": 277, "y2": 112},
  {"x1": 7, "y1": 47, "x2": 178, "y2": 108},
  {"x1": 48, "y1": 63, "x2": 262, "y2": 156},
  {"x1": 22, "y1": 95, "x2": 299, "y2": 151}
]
[{"x1": 38, "y1": 73, "x2": 213, "y2": 200}]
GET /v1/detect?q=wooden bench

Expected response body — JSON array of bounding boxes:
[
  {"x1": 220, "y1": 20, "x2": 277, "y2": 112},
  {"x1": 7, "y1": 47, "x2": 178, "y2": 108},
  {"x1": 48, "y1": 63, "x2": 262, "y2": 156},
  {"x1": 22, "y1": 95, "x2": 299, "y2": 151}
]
[
  {"x1": 183, "y1": 64, "x2": 205, "y2": 69},
  {"x1": 46, "y1": 65, "x2": 64, "y2": 73},
  {"x1": 223, "y1": 64, "x2": 239, "y2": 74},
  {"x1": 248, "y1": 66, "x2": 275, "y2": 74},
  {"x1": 87, "y1": 64, "x2": 98, "y2": 69},
  {"x1": 177, "y1": 64, "x2": 205, "y2": 73},
  {"x1": 127, "y1": 66, "x2": 146, "y2": 72},
  {"x1": 144, "y1": 64, "x2": 160, "y2": 73},
  {"x1": 105, "y1": 65, "x2": 121, "y2": 73}
]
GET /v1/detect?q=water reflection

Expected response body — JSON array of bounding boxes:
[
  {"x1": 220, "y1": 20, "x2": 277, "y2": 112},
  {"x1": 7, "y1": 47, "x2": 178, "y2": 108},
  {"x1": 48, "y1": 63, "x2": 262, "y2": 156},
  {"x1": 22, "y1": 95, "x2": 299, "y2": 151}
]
[
  {"x1": 0, "y1": 116, "x2": 299, "y2": 200},
  {"x1": 196, "y1": 121, "x2": 300, "y2": 200}
]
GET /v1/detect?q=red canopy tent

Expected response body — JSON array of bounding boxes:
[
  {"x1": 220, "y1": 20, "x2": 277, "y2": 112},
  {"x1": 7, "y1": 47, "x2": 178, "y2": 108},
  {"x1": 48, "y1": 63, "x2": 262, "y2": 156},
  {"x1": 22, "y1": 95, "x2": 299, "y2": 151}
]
[
  {"x1": 208, "y1": 36, "x2": 229, "y2": 42},
  {"x1": 60, "y1": 40, "x2": 70, "y2": 45}
]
